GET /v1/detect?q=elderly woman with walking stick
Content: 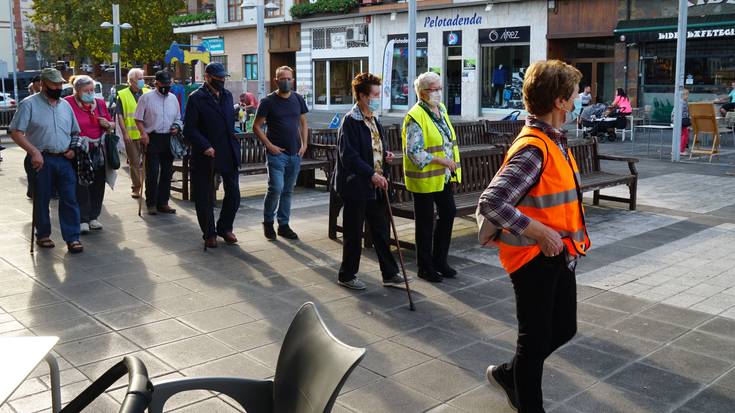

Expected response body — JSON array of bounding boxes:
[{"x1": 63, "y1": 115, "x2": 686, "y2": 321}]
[
  {"x1": 478, "y1": 60, "x2": 591, "y2": 413},
  {"x1": 332, "y1": 73, "x2": 412, "y2": 291}
]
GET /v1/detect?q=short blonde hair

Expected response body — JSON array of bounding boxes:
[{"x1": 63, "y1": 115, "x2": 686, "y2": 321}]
[
  {"x1": 414, "y1": 71, "x2": 441, "y2": 97},
  {"x1": 275, "y1": 66, "x2": 294, "y2": 78},
  {"x1": 523, "y1": 60, "x2": 582, "y2": 116},
  {"x1": 127, "y1": 68, "x2": 144, "y2": 83}
]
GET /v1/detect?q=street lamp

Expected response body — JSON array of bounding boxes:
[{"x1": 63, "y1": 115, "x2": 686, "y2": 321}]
[
  {"x1": 100, "y1": 4, "x2": 133, "y2": 85},
  {"x1": 242, "y1": 0, "x2": 280, "y2": 100}
]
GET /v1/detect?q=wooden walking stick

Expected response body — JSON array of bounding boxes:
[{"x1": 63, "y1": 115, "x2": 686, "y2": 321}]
[
  {"x1": 203, "y1": 159, "x2": 216, "y2": 251},
  {"x1": 30, "y1": 171, "x2": 37, "y2": 254},
  {"x1": 382, "y1": 187, "x2": 416, "y2": 311},
  {"x1": 138, "y1": 146, "x2": 146, "y2": 217}
]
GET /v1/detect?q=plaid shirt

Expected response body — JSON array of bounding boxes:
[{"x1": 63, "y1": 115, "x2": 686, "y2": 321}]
[{"x1": 478, "y1": 116, "x2": 570, "y2": 236}]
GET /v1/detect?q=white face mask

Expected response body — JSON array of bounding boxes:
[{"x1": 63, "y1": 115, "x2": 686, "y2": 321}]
[{"x1": 428, "y1": 91, "x2": 442, "y2": 107}]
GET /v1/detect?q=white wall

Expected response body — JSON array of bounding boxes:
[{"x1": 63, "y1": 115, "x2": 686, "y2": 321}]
[{"x1": 0, "y1": 0, "x2": 13, "y2": 70}]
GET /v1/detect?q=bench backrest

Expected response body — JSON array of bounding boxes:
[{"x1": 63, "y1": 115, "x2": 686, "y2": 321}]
[
  {"x1": 310, "y1": 128, "x2": 339, "y2": 146},
  {"x1": 485, "y1": 120, "x2": 525, "y2": 137},
  {"x1": 569, "y1": 138, "x2": 601, "y2": 175},
  {"x1": 237, "y1": 132, "x2": 267, "y2": 165},
  {"x1": 452, "y1": 121, "x2": 488, "y2": 146}
]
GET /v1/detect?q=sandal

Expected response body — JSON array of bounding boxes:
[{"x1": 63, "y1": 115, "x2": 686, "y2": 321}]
[
  {"x1": 35, "y1": 238, "x2": 55, "y2": 248},
  {"x1": 67, "y1": 241, "x2": 84, "y2": 254}
]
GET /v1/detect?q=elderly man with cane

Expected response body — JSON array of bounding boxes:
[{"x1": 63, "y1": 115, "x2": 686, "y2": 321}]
[
  {"x1": 185, "y1": 62, "x2": 241, "y2": 248},
  {"x1": 10, "y1": 68, "x2": 84, "y2": 254}
]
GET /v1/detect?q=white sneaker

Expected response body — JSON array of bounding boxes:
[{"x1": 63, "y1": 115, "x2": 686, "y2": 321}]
[
  {"x1": 338, "y1": 278, "x2": 367, "y2": 290},
  {"x1": 89, "y1": 219, "x2": 103, "y2": 230},
  {"x1": 80, "y1": 223, "x2": 90, "y2": 234}
]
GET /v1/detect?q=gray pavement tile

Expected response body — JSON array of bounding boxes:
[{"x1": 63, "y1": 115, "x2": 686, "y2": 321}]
[
  {"x1": 346, "y1": 309, "x2": 430, "y2": 339},
  {"x1": 577, "y1": 285, "x2": 605, "y2": 301},
  {"x1": 577, "y1": 302, "x2": 630, "y2": 327},
  {"x1": 209, "y1": 320, "x2": 284, "y2": 351},
  {"x1": 181, "y1": 353, "x2": 272, "y2": 379},
  {"x1": 29, "y1": 315, "x2": 110, "y2": 343},
  {"x1": 566, "y1": 382, "x2": 672, "y2": 413},
  {"x1": 71, "y1": 289, "x2": 144, "y2": 314},
  {"x1": 444, "y1": 288, "x2": 502, "y2": 310},
  {"x1": 461, "y1": 280, "x2": 515, "y2": 301},
  {"x1": 542, "y1": 367, "x2": 598, "y2": 404},
  {"x1": 77, "y1": 350, "x2": 174, "y2": 389},
  {"x1": 636, "y1": 303, "x2": 713, "y2": 328},
  {"x1": 325, "y1": 320, "x2": 383, "y2": 348},
  {"x1": 425, "y1": 404, "x2": 468, "y2": 413},
  {"x1": 547, "y1": 344, "x2": 630, "y2": 379},
  {"x1": 148, "y1": 335, "x2": 236, "y2": 370},
  {"x1": 119, "y1": 319, "x2": 199, "y2": 348},
  {"x1": 393, "y1": 359, "x2": 481, "y2": 402},
  {"x1": 148, "y1": 293, "x2": 224, "y2": 316},
  {"x1": 447, "y1": 383, "x2": 518, "y2": 413},
  {"x1": 574, "y1": 327, "x2": 661, "y2": 360},
  {"x1": 0, "y1": 289, "x2": 64, "y2": 312},
  {"x1": 339, "y1": 379, "x2": 441, "y2": 413},
  {"x1": 170, "y1": 397, "x2": 243, "y2": 412},
  {"x1": 53, "y1": 280, "x2": 119, "y2": 300},
  {"x1": 696, "y1": 316, "x2": 735, "y2": 338},
  {"x1": 714, "y1": 367, "x2": 735, "y2": 392},
  {"x1": 475, "y1": 299, "x2": 519, "y2": 328},
  {"x1": 361, "y1": 340, "x2": 432, "y2": 376},
  {"x1": 94, "y1": 302, "x2": 170, "y2": 330},
  {"x1": 0, "y1": 319, "x2": 25, "y2": 334},
  {"x1": 54, "y1": 332, "x2": 140, "y2": 366},
  {"x1": 441, "y1": 342, "x2": 514, "y2": 376},
  {"x1": 0, "y1": 276, "x2": 38, "y2": 297},
  {"x1": 118, "y1": 281, "x2": 194, "y2": 303},
  {"x1": 7, "y1": 377, "x2": 48, "y2": 400},
  {"x1": 10, "y1": 302, "x2": 86, "y2": 328},
  {"x1": 609, "y1": 315, "x2": 689, "y2": 343},
  {"x1": 604, "y1": 362, "x2": 702, "y2": 405},
  {"x1": 178, "y1": 306, "x2": 255, "y2": 333},
  {"x1": 672, "y1": 330, "x2": 735, "y2": 362},
  {"x1": 389, "y1": 325, "x2": 477, "y2": 358},
  {"x1": 679, "y1": 385, "x2": 735, "y2": 413},
  {"x1": 585, "y1": 291, "x2": 654, "y2": 314},
  {"x1": 640, "y1": 346, "x2": 733, "y2": 383},
  {"x1": 244, "y1": 342, "x2": 281, "y2": 371},
  {"x1": 339, "y1": 366, "x2": 384, "y2": 395}
]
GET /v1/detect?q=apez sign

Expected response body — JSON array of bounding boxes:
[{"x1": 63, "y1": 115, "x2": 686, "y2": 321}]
[{"x1": 478, "y1": 26, "x2": 530, "y2": 45}]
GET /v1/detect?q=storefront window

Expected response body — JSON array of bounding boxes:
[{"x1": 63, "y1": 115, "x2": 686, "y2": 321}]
[
  {"x1": 642, "y1": 39, "x2": 735, "y2": 89},
  {"x1": 390, "y1": 47, "x2": 428, "y2": 108},
  {"x1": 481, "y1": 45, "x2": 529, "y2": 110},
  {"x1": 313, "y1": 58, "x2": 367, "y2": 106},
  {"x1": 243, "y1": 54, "x2": 257, "y2": 80},
  {"x1": 314, "y1": 61, "x2": 327, "y2": 105}
]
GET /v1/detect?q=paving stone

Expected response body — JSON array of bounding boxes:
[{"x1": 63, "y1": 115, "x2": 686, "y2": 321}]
[
  {"x1": 636, "y1": 303, "x2": 712, "y2": 328},
  {"x1": 181, "y1": 353, "x2": 272, "y2": 379},
  {"x1": 0, "y1": 289, "x2": 64, "y2": 312},
  {"x1": 361, "y1": 340, "x2": 432, "y2": 376},
  {"x1": 148, "y1": 335, "x2": 235, "y2": 370},
  {"x1": 339, "y1": 379, "x2": 440, "y2": 413},
  {"x1": 11, "y1": 302, "x2": 86, "y2": 328},
  {"x1": 30, "y1": 316, "x2": 110, "y2": 343},
  {"x1": 339, "y1": 366, "x2": 384, "y2": 395},
  {"x1": 77, "y1": 350, "x2": 174, "y2": 390},
  {"x1": 171, "y1": 397, "x2": 243, "y2": 412},
  {"x1": 696, "y1": 316, "x2": 735, "y2": 338},
  {"x1": 441, "y1": 342, "x2": 514, "y2": 376},
  {"x1": 714, "y1": 367, "x2": 735, "y2": 391},
  {"x1": 148, "y1": 293, "x2": 224, "y2": 317},
  {"x1": 585, "y1": 291, "x2": 653, "y2": 314},
  {"x1": 209, "y1": 320, "x2": 284, "y2": 352},
  {"x1": 574, "y1": 328, "x2": 661, "y2": 359},
  {"x1": 119, "y1": 319, "x2": 199, "y2": 348},
  {"x1": 672, "y1": 330, "x2": 735, "y2": 362},
  {"x1": 389, "y1": 325, "x2": 477, "y2": 358},
  {"x1": 393, "y1": 359, "x2": 480, "y2": 401},
  {"x1": 566, "y1": 381, "x2": 672, "y2": 413},
  {"x1": 178, "y1": 306, "x2": 255, "y2": 333},
  {"x1": 547, "y1": 344, "x2": 630, "y2": 379},
  {"x1": 609, "y1": 315, "x2": 689, "y2": 343},
  {"x1": 577, "y1": 302, "x2": 629, "y2": 327},
  {"x1": 541, "y1": 367, "x2": 598, "y2": 404},
  {"x1": 604, "y1": 362, "x2": 701, "y2": 405},
  {"x1": 680, "y1": 385, "x2": 735, "y2": 413},
  {"x1": 447, "y1": 383, "x2": 518, "y2": 413},
  {"x1": 54, "y1": 332, "x2": 140, "y2": 366},
  {"x1": 94, "y1": 302, "x2": 170, "y2": 330}
]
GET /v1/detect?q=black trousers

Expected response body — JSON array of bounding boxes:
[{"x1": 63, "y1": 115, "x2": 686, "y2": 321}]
[
  {"x1": 77, "y1": 168, "x2": 106, "y2": 223},
  {"x1": 492, "y1": 84, "x2": 505, "y2": 106},
  {"x1": 412, "y1": 184, "x2": 456, "y2": 272},
  {"x1": 338, "y1": 193, "x2": 399, "y2": 282},
  {"x1": 497, "y1": 253, "x2": 577, "y2": 413},
  {"x1": 192, "y1": 161, "x2": 241, "y2": 240},
  {"x1": 145, "y1": 133, "x2": 173, "y2": 208}
]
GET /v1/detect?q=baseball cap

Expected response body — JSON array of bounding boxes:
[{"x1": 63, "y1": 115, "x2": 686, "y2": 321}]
[
  {"x1": 40, "y1": 68, "x2": 65, "y2": 84},
  {"x1": 155, "y1": 70, "x2": 172, "y2": 84},
  {"x1": 205, "y1": 62, "x2": 229, "y2": 78}
]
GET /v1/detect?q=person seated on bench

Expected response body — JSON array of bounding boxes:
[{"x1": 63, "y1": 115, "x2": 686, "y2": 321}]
[
  {"x1": 332, "y1": 73, "x2": 410, "y2": 291},
  {"x1": 402, "y1": 71, "x2": 462, "y2": 283},
  {"x1": 478, "y1": 60, "x2": 591, "y2": 413},
  {"x1": 714, "y1": 81, "x2": 735, "y2": 117}
]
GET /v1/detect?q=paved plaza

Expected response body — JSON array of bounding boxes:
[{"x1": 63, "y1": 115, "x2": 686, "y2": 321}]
[{"x1": 2, "y1": 141, "x2": 735, "y2": 412}]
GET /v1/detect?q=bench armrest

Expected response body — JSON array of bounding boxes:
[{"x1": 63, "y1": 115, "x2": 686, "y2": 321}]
[{"x1": 597, "y1": 154, "x2": 639, "y2": 175}]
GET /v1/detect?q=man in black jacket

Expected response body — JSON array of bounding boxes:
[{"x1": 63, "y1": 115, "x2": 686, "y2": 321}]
[{"x1": 184, "y1": 63, "x2": 241, "y2": 248}]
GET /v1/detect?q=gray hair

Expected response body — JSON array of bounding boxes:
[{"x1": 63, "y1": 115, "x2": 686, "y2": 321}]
[
  {"x1": 72, "y1": 75, "x2": 94, "y2": 92},
  {"x1": 127, "y1": 68, "x2": 144, "y2": 82},
  {"x1": 414, "y1": 71, "x2": 441, "y2": 97}
]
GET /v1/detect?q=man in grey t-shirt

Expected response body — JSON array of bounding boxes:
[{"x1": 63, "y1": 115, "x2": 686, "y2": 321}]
[{"x1": 9, "y1": 68, "x2": 84, "y2": 253}]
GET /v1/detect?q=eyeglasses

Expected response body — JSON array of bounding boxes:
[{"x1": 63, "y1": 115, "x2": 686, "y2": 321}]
[{"x1": 425, "y1": 87, "x2": 443, "y2": 92}]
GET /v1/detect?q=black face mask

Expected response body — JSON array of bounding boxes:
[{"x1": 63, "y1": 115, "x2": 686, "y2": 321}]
[
  {"x1": 210, "y1": 79, "x2": 225, "y2": 91},
  {"x1": 45, "y1": 88, "x2": 62, "y2": 100},
  {"x1": 158, "y1": 86, "x2": 171, "y2": 95}
]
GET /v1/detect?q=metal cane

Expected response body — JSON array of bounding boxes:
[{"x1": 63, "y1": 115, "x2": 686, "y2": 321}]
[
  {"x1": 138, "y1": 146, "x2": 146, "y2": 217},
  {"x1": 382, "y1": 187, "x2": 416, "y2": 311},
  {"x1": 30, "y1": 170, "x2": 37, "y2": 254},
  {"x1": 203, "y1": 159, "x2": 215, "y2": 251}
]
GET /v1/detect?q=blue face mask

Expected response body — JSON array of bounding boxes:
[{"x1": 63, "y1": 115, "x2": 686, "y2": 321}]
[
  {"x1": 81, "y1": 92, "x2": 95, "y2": 103},
  {"x1": 136, "y1": 79, "x2": 145, "y2": 89},
  {"x1": 368, "y1": 97, "x2": 381, "y2": 113}
]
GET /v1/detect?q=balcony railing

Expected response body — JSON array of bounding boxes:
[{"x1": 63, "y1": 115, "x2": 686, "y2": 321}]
[{"x1": 169, "y1": 7, "x2": 217, "y2": 27}]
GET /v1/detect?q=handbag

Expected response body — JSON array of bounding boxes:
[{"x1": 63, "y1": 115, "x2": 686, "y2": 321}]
[
  {"x1": 95, "y1": 104, "x2": 121, "y2": 170},
  {"x1": 170, "y1": 133, "x2": 187, "y2": 160}
]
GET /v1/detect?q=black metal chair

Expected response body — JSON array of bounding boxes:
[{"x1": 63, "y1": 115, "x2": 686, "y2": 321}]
[{"x1": 147, "y1": 302, "x2": 366, "y2": 413}]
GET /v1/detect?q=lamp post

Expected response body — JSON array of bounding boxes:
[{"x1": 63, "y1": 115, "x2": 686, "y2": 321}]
[
  {"x1": 671, "y1": 0, "x2": 688, "y2": 162},
  {"x1": 407, "y1": 0, "x2": 417, "y2": 107},
  {"x1": 242, "y1": 0, "x2": 280, "y2": 100},
  {"x1": 101, "y1": 4, "x2": 132, "y2": 85}
]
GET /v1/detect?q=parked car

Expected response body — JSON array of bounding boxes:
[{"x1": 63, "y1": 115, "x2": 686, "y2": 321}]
[{"x1": 0, "y1": 93, "x2": 17, "y2": 108}]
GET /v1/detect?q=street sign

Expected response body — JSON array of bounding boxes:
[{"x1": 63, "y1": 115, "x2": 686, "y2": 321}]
[
  {"x1": 328, "y1": 113, "x2": 341, "y2": 129},
  {"x1": 0, "y1": 60, "x2": 7, "y2": 79},
  {"x1": 201, "y1": 38, "x2": 225, "y2": 55}
]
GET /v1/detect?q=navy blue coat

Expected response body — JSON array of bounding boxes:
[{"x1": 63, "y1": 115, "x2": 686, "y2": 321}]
[
  {"x1": 184, "y1": 85, "x2": 241, "y2": 173},
  {"x1": 332, "y1": 108, "x2": 391, "y2": 201}
]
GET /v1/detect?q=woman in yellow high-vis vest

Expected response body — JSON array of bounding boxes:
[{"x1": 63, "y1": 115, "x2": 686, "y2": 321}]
[
  {"x1": 478, "y1": 60, "x2": 590, "y2": 413},
  {"x1": 401, "y1": 71, "x2": 461, "y2": 283}
]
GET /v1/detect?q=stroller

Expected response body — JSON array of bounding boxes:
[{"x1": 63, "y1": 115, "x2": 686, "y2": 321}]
[{"x1": 580, "y1": 103, "x2": 618, "y2": 141}]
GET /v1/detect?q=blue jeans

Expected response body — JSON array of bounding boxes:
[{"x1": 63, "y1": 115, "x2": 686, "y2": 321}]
[
  {"x1": 264, "y1": 153, "x2": 301, "y2": 226},
  {"x1": 33, "y1": 155, "x2": 80, "y2": 243}
]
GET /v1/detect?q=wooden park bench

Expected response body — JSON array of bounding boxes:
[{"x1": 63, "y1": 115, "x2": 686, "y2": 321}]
[
  {"x1": 571, "y1": 138, "x2": 639, "y2": 210},
  {"x1": 484, "y1": 119, "x2": 525, "y2": 146},
  {"x1": 384, "y1": 120, "x2": 504, "y2": 152}
]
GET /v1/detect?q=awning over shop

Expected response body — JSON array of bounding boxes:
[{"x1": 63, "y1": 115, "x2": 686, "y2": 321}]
[{"x1": 615, "y1": 14, "x2": 735, "y2": 42}]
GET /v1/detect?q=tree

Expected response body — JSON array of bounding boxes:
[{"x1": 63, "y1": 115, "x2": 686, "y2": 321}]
[{"x1": 31, "y1": 0, "x2": 186, "y2": 69}]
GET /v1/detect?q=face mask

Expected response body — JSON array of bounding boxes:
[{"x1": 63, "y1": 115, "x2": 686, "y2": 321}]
[
  {"x1": 158, "y1": 86, "x2": 171, "y2": 95},
  {"x1": 429, "y1": 91, "x2": 442, "y2": 107},
  {"x1": 277, "y1": 80, "x2": 292, "y2": 93},
  {"x1": 367, "y1": 97, "x2": 381, "y2": 113},
  {"x1": 210, "y1": 78, "x2": 225, "y2": 91},
  {"x1": 45, "y1": 88, "x2": 62, "y2": 100},
  {"x1": 81, "y1": 92, "x2": 95, "y2": 103},
  {"x1": 136, "y1": 79, "x2": 145, "y2": 89}
]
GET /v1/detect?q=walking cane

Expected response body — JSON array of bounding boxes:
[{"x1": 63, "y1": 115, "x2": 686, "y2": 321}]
[
  {"x1": 382, "y1": 187, "x2": 416, "y2": 311},
  {"x1": 203, "y1": 159, "x2": 215, "y2": 251},
  {"x1": 30, "y1": 171, "x2": 37, "y2": 254},
  {"x1": 138, "y1": 146, "x2": 146, "y2": 217}
]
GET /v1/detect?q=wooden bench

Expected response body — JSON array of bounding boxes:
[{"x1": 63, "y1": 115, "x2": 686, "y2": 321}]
[
  {"x1": 384, "y1": 120, "x2": 503, "y2": 152},
  {"x1": 570, "y1": 138, "x2": 639, "y2": 210},
  {"x1": 484, "y1": 119, "x2": 525, "y2": 146}
]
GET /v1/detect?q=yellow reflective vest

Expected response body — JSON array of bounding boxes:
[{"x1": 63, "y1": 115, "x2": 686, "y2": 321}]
[{"x1": 118, "y1": 86, "x2": 151, "y2": 140}]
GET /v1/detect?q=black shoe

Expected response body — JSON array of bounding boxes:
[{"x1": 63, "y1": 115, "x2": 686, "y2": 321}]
[
  {"x1": 417, "y1": 268, "x2": 442, "y2": 283},
  {"x1": 263, "y1": 222, "x2": 277, "y2": 240},
  {"x1": 277, "y1": 224, "x2": 299, "y2": 240},
  {"x1": 436, "y1": 265, "x2": 457, "y2": 278},
  {"x1": 486, "y1": 365, "x2": 518, "y2": 411}
]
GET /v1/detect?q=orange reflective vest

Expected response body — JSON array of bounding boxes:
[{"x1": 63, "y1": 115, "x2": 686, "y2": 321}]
[{"x1": 493, "y1": 127, "x2": 591, "y2": 274}]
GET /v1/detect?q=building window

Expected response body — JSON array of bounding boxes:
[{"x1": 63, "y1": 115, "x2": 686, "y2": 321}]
[
  {"x1": 313, "y1": 58, "x2": 368, "y2": 106},
  {"x1": 211, "y1": 55, "x2": 228, "y2": 73},
  {"x1": 265, "y1": 0, "x2": 283, "y2": 17},
  {"x1": 228, "y1": 0, "x2": 242, "y2": 22},
  {"x1": 243, "y1": 54, "x2": 258, "y2": 80},
  {"x1": 480, "y1": 45, "x2": 530, "y2": 110},
  {"x1": 390, "y1": 43, "x2": 428, "y2": 108},
  {"x1": 312, "y1": 25, "x2": 369, "y2": 50}
]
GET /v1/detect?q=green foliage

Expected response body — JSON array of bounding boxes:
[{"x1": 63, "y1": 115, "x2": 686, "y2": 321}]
[
  {"x1": 168, "y1": 11, "x2": 216, "y2": 26},
  {"x1": 290, "y1": 0, "x2": 359, "y2": 19},
  {"x1": 31, "y1": 0, "x2": 187, "y2": 69}
]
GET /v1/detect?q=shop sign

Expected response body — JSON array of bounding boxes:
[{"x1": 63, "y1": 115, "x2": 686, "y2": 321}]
[
  {"x1": 387, "y1": 32, "x2": 429, "y2": 46},
  {"x1": 443, "y1": 31, "x2": 462, "y2": 46},
  {"x1": 201, "y1": 37, "x2": 224, "y2": 55},
  {"x1": 478, "y1": 26, "x2": 530, "y2": 45},
  {"x1": 688, "y1": 0, "x2": 735, "y2": 8},
  {"x1": 656, "y1": 27, "x2": 735, "y2": 40},
  {"x1": 463, "y1": 59, "x2": 476, "y2": 71},
  {"x1": 424, "y1": 13, "x2": 483, "y2": 28}
]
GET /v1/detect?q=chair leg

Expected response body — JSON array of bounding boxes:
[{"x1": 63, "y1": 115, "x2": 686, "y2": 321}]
[
  {"x1": 593, "y1": 190, "x2": 600, "y2": 206},
  {"x1": 629, "y1": 182, "x2": 637, "y2": 211}
]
